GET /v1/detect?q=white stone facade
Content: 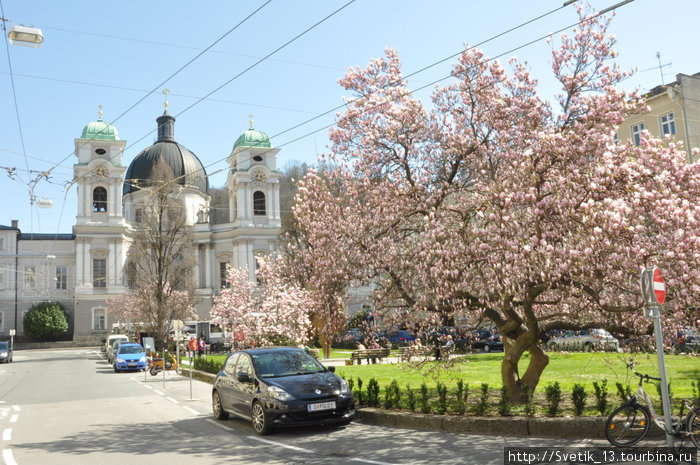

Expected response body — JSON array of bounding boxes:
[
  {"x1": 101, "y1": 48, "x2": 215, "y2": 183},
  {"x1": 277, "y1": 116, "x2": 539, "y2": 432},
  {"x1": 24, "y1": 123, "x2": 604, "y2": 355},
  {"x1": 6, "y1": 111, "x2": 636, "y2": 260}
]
[{"x1": 0, "y1": 118, "x2": 281, "y2": 343}]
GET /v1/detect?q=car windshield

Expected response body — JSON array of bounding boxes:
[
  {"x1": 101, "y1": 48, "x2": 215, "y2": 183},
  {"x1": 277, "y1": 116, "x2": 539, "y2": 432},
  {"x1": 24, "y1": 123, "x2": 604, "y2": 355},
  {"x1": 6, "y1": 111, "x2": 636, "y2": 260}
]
[
  {"x1": 0, "y1": 342, "x2": 7, "y2": 350},
  {"x1": 252, "y1": 351, "x2": 325, "y2": 378},
  {"x1": 118, "y1": 345, "x2": 144, "y2": 354}
]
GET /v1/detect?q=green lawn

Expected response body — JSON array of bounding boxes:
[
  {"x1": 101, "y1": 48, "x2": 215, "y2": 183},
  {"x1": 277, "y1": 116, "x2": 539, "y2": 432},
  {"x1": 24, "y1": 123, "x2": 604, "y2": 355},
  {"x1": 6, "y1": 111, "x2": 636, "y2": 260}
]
[
  {"x1": 335, "y1": 352, "x2": 700, "y2": 415},
  {"x1": 337, "y1": 352, "x2": 699, "y2": 393},
  {"x1": 183, "y1": 349, "x2": 700, "y2": 416}
]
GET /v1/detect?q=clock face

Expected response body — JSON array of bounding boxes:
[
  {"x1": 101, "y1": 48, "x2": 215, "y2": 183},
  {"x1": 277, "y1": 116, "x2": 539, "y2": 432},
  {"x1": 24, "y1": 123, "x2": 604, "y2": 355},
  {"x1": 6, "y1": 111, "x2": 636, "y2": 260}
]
[
  {"x1": 253, "y1": 171, "x2": 266, "y2": 183},
  {"x1": 94, "y1": 166, "x2": 107, "y2": 178}
]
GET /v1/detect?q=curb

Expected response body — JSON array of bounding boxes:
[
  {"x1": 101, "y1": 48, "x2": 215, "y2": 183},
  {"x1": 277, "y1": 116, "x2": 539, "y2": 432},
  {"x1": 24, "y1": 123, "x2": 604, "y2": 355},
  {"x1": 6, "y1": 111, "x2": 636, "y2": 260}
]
[
  {"x1": 178, "y1": 369, "x2": 665, "y2": 439},
  {"x1": 355, "y1": 408, "x2": 666, "y2": 439}
]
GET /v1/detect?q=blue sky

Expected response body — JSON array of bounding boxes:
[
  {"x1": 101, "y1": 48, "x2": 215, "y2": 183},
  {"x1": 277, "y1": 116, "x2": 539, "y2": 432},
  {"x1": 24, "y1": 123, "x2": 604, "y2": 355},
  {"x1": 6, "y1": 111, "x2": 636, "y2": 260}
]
[{"x1": 1, "y1": 0, "x2": 698, "y2": 234}]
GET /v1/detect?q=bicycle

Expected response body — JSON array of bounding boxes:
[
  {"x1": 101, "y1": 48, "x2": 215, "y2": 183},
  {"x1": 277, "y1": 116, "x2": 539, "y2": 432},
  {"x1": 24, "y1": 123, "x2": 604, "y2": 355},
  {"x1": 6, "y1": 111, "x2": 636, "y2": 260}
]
[{"x1": 605, "y1": 357, "x2": 700, "y2": 449}]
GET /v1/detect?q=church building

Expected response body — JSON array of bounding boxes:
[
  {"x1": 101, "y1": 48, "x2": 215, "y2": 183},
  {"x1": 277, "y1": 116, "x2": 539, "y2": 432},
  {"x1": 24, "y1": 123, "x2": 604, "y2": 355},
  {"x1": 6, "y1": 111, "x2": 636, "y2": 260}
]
[{"x1": 0, "y1": 107, "x2": 282, "y2": 343}]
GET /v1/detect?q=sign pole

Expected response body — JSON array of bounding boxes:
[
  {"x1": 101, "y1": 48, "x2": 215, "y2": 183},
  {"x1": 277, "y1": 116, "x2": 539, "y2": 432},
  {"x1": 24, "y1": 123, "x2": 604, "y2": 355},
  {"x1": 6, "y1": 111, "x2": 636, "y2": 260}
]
[{"x1": 641, "y1": 267, "x2": 673, "y2": 448}]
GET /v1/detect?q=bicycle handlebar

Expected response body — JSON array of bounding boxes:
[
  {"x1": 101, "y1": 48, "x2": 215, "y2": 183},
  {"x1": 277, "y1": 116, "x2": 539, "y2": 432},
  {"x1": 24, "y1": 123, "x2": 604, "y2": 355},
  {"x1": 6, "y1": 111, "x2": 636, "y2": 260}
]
[{"x1": 627, "y1": 358, "x2": 661, "y2": 382}]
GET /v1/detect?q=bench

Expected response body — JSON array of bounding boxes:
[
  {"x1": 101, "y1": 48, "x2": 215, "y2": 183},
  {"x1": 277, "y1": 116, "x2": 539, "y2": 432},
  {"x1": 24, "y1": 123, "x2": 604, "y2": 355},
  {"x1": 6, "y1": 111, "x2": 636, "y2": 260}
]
[
  {"x1": 350, "y1": 348, "x2": 391, "y2": 364},
  {"x1": 397, "y1": 346, "x2": 433, "y2": 362}
]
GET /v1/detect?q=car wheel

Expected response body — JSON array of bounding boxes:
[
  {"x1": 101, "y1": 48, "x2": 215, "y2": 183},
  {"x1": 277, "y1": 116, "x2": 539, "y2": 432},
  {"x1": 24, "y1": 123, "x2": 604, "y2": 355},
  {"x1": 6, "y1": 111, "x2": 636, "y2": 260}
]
[
  {"x1": 252, "y1": 401, "x2": 271, "y2": 435},
  {"x1": 113, "y1": 365, "x2": 119, "y2": 373},
  {"x1": 483, "y1": 344, "x2": 490, "y2": 353},
  {"x1": 212, "y1": 390, "x2": 229, "y2": 420}
]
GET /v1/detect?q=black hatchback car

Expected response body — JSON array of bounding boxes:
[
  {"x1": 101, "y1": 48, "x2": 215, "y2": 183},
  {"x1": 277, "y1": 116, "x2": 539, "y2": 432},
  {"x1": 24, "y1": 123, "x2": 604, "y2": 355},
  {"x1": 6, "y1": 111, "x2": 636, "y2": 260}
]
[{"x1": 212, "y1": 347, "x2": 355, "y2": 435}]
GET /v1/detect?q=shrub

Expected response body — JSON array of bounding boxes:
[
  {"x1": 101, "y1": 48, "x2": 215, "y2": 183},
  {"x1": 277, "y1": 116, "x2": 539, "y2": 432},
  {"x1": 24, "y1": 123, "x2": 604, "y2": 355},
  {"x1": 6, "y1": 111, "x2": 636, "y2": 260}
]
[
  {"x1": 593, "y1": 379, "x2": 609, "y2": 415},
  {"x1": 420, "y1": 383, "x2": 431, "y2": 414},
  {"x1": 692, "y1": 380, "x2": 700, "y2": 401},
  {"x1": 367, "y1": 378, "x2": 380, "y2": 407},
  {"x1": 545, "y1": 382, "x2": 562, "y2": 417},
  {"x1": 455, "y1": 380, "x2": 468, "y2": 415},
  {"x1": 356, "y1": 377, "x2": 363, "y2": 405},
  {"x1": 23, "y1": 302, "x2": 69, "y2": 340},
  {"x1": 475, "y1": 383, "x2": 489, "y2": 416},
  {"x1": 405, "y1": 384, "x2": 417, "y2": 411},
  {"x1": 655, "y1": 381, "x2": 672, "y2": 412},
  {"x1": 384, "y1": 380, "x2": 401, "y2": 409},
  {"x1": 615, "y1": 382, "x2": 631, "y2": 403},
  {"x1": 522, "y1": 384, "x2": 536, "y2": 417},
  {"x1": 572, "y1": 383, "x2": 587, "y2": 416},
  {"x1": 193, "y1": 356, "x2": 223, "y2": 374},
  {"x1": 435, "y1": 382, "x2": 448, "y2": 415},
  {"x1": 498, "y1": 384, "x2": 511, "y2": 416}
]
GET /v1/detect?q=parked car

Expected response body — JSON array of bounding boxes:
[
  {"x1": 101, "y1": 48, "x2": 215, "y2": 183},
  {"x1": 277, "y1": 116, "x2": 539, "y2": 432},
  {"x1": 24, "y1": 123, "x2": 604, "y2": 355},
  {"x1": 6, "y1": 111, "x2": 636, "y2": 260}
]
[
  {"x1": 212, "y1": 346, "x2": 355, "y2": 435},
  {"x1": 102, "y1": 334, "x2": 129, "y2": 354},
  {"x1": 470, "y1": 329, "x2": 504, "y2": 353},
  {"x1": 336, "y1": 328, "x2": 363, "y2": 344},
  {"x1": 113, "y1": 342, "x2": 147, "y2": 372},
  {"x1": 0, "y1": 341, "x2": 13, "y2": 363},
  {"x1": 547, "y1": 329, "x2": 619, "y2": 352},
  {"x1": 386, "y1": 330, "x2": 416, "y2": 347},
  {"x1": 673, "y1": 328, "x2": 700, "y2": 354}
]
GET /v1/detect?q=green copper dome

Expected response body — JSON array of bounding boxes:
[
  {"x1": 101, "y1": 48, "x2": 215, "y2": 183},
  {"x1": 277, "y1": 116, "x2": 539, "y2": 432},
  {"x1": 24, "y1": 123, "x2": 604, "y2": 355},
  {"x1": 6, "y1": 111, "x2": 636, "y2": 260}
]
[
  {"x1": 233, "y1": 128, "x2": 272, "y2": 149},
  {"x1": 81, "y1": 118, "x2": 119, "y2": 141}
]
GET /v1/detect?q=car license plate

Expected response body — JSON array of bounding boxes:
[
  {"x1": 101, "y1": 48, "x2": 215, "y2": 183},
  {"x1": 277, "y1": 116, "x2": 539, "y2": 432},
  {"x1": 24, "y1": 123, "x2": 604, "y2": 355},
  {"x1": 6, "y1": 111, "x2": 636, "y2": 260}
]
[
  {"x1": 307, "y1": 401, "x2": 335, "y2": 412},
  {"x1": 128, "y1": 363, "x2": 136, "y2": 367}
]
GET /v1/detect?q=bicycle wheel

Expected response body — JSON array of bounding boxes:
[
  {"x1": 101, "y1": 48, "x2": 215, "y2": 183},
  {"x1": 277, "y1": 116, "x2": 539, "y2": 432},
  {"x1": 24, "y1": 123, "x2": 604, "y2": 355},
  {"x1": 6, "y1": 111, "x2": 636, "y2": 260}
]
[
  {"x1": 687, "y1": 406, "x2": 700, "y2": 449},
  {"x1": 606, "y1": 404, "x2": 650, "y2": 447}
]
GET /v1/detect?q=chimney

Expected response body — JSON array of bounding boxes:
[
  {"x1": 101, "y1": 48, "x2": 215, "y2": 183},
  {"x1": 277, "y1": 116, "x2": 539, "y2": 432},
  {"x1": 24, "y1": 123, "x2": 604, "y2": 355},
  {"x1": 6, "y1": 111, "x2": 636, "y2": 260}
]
[{"x1": 11, "y1": 220, "x2": 18, "y2": 229}]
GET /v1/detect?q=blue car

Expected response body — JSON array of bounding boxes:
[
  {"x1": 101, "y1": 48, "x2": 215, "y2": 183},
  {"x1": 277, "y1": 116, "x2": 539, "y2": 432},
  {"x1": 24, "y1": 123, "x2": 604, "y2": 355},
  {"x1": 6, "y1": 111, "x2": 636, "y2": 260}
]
[{"x1": 113, "y1": 342, "x2": 147, "y2": 372}]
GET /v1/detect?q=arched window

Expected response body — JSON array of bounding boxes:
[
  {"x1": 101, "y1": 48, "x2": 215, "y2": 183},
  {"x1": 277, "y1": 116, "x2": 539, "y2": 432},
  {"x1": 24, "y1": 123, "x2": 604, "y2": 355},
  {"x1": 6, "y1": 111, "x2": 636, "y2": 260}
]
[
  {"x1": 253, "y1": 191, "x2": 266, "y2": 216},
  {"x1": 93, "y1": 187, "x2": 107, "y2": 212}
]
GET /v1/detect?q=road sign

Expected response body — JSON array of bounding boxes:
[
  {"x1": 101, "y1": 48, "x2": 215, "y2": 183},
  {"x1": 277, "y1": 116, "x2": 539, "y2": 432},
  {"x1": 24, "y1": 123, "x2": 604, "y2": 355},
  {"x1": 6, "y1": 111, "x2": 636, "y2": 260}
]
[
  {"x1": 652, "y1": 268, "x2": 666, "y2": 305},
  {"x1": 640, "y1": 266, "x2": 666, "y2": 306}
]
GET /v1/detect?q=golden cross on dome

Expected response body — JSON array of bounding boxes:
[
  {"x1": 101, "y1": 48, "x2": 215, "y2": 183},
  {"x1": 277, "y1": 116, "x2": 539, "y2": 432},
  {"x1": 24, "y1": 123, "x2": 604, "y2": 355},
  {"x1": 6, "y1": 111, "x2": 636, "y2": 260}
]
[
  {"x1": 249, "y1": 114, "x2": 254, "y2": 129},
  {"x1": 98, "y1": 104, "x2": 103, "y2": 120},
  {"x1": 162, "y1": 88, "x2": 170, "y2": 110}
]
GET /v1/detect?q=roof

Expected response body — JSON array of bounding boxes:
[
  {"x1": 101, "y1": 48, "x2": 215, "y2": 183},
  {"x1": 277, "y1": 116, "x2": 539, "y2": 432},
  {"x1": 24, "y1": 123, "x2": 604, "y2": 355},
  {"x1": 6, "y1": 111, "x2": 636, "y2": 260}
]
[
  {"x1": 18, "y1": 233, "x2": 74, "y2": 240},
  {"x1": 233, "y1": 128, "x2": 272, "y2": 149},
  {"x1": 81, "y1": 118, "x2": 120, "y2": 141},
  {"x1": 123, "y1": 112, "x2": 209, "y2": 195}
]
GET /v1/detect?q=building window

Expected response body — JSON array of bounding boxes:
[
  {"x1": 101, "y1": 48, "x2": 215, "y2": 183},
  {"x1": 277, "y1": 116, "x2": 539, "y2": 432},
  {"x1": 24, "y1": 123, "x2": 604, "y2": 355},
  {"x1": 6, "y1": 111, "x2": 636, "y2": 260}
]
[
  {"x1": 56, "y1": 266, "x2": 67, "y2": 290},
  {"x1": 631, "y1": 122, "x2": 645, "y2": 146},
  {"x1": 93, "y1": 187, "x2": 108, "y2": 212},
  {"x1": 135, "y1": 208, "x2": 143, "y2": 224},
  {"x1": 0, "y1": 311, "x2": 3, "y2": 332},
  {"x1": 24, "y1": 266, "x2": 36, "y2": 290},
  {"x1": 253, "y1": 191, "x2": 266, "y2": 216},
  {"x1": 93, "y1": 308, "x2": 106, "y2": 330},
  {"x1": 93, "y1": 258, "x2": 107, "y2": 288},
  {"x1": 0, "y1": 269, "x2": 4, "y2": 289},
  {"x1": 220, "y1": 262, "x2": 230, "y2": 289},
  {"x1": 660, "y1": 112, "x2": 676, "y2": 136},
  {"x1": 0, "y1": 238, "x2": 4, "y2": 250}
]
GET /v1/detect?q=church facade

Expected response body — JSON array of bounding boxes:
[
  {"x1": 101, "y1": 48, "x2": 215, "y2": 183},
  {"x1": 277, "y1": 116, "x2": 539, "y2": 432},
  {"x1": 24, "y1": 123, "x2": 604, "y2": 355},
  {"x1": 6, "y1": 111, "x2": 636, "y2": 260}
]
[{"x1": 0, "y1": 110, "x2": 281, "y2": 343}]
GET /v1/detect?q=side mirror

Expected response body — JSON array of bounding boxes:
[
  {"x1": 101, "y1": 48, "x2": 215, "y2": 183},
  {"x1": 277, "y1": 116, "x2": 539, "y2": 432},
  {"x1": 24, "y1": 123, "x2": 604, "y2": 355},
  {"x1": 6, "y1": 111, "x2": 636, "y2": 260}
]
[
  {"x1": 327, "y1": 366, "x2": 336, "y2": 373},
  {"x1": 237, "y1": 373, "x2": 251, "y2": 383}
]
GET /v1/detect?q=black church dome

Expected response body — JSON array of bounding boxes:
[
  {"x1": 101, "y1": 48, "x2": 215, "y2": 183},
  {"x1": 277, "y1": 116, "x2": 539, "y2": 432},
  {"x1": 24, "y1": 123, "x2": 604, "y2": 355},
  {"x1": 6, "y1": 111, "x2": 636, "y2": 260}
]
[{"x1": 123, "y1": 112, "x2": 209, "y2": 195}]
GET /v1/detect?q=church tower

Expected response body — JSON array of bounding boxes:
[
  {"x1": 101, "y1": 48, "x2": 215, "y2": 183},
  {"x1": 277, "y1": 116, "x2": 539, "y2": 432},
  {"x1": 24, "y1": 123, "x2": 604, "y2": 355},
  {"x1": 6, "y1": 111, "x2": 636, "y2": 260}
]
[
  {"x1": 225, "y1": 117, "x2": 281, "y2": 282},
  {"x1": 72, "y1": 107, "x2": 128, "y2": 342}
]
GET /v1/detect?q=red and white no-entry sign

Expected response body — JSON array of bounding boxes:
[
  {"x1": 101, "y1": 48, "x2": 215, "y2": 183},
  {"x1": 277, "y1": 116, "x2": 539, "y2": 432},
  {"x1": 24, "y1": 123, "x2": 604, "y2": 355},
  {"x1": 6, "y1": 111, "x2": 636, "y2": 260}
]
[
  {"x1": 652, "y1": 268, "x2": 666, "y2": 305},
  {"x1": 641, "y1": 266, "x2": 666, "y2": 306}
]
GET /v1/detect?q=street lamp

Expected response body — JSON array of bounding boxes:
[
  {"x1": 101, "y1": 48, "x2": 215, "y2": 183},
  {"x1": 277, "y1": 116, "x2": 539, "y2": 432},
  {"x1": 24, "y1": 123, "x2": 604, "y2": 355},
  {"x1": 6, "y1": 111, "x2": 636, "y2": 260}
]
[{"x1": 8, "y1": 24, "x2": 43, "y2": 48}]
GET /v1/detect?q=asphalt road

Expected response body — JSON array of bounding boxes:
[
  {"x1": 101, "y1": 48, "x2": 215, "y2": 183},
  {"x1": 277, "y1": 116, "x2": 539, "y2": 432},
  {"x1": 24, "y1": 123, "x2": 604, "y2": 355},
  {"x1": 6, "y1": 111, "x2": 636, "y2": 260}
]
[{"x1": 0, "y1": 348, "x2": 622, "y2": 465}]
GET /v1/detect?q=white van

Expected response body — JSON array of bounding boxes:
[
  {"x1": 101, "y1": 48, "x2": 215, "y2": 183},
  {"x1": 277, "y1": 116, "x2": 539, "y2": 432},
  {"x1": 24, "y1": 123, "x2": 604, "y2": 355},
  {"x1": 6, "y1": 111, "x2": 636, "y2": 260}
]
[{"x1": 103, "y1": 334, "x2": 128, "y2": 356}]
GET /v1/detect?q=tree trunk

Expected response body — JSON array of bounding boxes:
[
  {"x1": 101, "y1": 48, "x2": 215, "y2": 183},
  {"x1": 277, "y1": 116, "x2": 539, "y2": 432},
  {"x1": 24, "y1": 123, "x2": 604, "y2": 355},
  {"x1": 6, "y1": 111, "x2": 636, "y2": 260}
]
[{"x1": 501, "y1": 334, "x2": 549, "y2": 404}]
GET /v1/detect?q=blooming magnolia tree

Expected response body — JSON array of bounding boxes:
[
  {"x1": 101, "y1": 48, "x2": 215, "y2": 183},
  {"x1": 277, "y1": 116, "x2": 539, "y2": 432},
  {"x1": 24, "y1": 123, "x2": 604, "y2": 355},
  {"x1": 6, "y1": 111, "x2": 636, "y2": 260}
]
[
  {"x1": 211, "y1": 259, "x2": 313, "y2": 348},
  {"x1": 294, "y1": 5, "x2": 700, "y2": 401}
]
